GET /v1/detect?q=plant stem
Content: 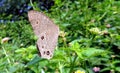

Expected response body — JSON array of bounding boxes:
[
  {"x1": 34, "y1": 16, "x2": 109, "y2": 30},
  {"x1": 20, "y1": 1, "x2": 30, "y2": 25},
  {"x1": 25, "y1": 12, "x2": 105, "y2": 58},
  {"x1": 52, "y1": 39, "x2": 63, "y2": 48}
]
[
  {"x1": 2, "y1": 46, "x2": 11, "y2": 63},
  {"x1": 30, "y1": 0, "x2": 35, "y2": 10},
  {"x1": 69, "y1": 53, "x2": 77, "y2": 73}
]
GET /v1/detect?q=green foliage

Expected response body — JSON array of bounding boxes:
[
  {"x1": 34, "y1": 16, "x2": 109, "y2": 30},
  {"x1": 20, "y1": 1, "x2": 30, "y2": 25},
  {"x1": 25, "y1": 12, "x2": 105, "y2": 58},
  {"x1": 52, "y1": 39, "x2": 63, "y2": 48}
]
[
  {"x1": 0, "y1": 20, "x2": 36, "y2": 47},
  {"x1": 0, "y1": 0, "x2": 120, "y2": 73}
]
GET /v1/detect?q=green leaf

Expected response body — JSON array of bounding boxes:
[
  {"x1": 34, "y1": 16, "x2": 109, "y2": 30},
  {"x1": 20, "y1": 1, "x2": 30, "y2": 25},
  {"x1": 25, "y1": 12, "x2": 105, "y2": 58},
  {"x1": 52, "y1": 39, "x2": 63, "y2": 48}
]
[
  {"x1": 26, "y1": 55, "x2": 46, "y2": 66},
  {"x1": 100, "y1": 68, "x2": 110, "y2": 72},
  {"x1": 112, "y1": 60, "x2": 120, "y2": 65},
  {"x1": 115, "y1": 67, "x2": 120, "y2": 72},
  {"x1": 81, "y1": 48, "x2": 107, "y2": 57},
  {"x1": 9, "y1": 66, "x2": 17, "y2": 73}
]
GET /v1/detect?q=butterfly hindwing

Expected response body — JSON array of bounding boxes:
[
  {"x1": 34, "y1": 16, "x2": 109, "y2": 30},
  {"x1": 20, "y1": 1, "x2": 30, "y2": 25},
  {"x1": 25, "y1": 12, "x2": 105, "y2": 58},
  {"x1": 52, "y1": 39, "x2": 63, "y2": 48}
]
[{"x1": 28, "y1": 10, "x2": 59, "y2": 59}]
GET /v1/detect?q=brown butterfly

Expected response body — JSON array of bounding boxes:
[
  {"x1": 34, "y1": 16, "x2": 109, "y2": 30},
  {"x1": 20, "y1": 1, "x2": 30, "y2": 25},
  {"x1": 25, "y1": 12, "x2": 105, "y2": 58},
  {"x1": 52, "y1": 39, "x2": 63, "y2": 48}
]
[{"x1": 28, "y1": 10, "x2": 59, "y2": 59}]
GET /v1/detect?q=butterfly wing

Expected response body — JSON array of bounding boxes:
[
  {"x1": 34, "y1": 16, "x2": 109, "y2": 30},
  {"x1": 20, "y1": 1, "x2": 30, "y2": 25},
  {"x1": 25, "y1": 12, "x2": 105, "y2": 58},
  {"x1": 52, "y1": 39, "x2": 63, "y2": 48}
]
[
  {"x1": 28, "y1": 10, "x2": 47, "y2": 37},
  {"x1": 28, "y1": 10, "x2": 59, "y2": 59}
]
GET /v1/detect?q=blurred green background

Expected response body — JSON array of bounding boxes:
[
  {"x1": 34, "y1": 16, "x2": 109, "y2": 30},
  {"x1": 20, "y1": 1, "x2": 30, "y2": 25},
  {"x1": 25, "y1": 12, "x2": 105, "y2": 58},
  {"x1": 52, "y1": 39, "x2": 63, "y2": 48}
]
[{"x1": 0, "y1": 0, "x2": 120, "y2": 73}]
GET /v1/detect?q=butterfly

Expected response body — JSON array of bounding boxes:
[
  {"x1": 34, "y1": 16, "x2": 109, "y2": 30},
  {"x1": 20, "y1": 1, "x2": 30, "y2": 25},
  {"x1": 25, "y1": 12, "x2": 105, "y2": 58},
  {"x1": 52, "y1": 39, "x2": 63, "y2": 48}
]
[{"x1": 28, "y1": 10, "x2": 59, "y2": 59}]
